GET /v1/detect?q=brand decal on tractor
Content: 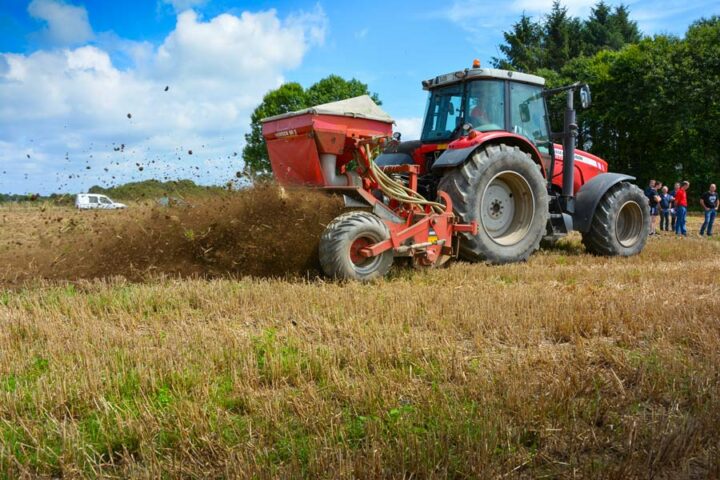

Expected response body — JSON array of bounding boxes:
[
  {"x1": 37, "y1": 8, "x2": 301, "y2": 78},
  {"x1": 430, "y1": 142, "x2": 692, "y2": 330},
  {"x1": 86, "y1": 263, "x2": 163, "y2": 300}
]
[{"x1": 554, "y1": 148, "x2": 606, "y2": 171}]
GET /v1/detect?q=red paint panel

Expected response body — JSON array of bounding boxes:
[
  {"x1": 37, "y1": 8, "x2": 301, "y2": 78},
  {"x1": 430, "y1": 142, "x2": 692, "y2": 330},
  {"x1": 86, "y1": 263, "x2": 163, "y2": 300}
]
[
  {"x1": 550, "y1": 144, "x2": 608, "y2": 194},
  {"x1": 314, "y1": 129, "x2": 346, "y2": 155},
  {"x1": 267, "y1": 135, "x2": 325, "y2": 186}
]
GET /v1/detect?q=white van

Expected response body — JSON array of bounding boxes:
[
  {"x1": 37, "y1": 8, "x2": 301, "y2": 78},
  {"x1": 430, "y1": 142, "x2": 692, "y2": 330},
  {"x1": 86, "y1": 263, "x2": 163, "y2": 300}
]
[{"x1": 75, "y1": 193, "x2": 127, "y2": 210}]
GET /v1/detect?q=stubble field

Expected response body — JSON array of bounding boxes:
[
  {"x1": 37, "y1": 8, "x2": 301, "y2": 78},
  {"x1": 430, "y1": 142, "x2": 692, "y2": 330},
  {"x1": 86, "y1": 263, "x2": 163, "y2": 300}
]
[{"x1": 1, "y1": 190, "x2": 719, "y2": 479}]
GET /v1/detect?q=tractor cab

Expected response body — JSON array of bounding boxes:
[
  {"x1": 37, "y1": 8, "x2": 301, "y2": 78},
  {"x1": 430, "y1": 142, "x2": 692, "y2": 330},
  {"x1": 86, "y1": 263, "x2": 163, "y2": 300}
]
[
  {"x1": 376, "y1": 64, "x2": 559, "y2": 187},
  {"x1": 420, "y1": 66, "x2": 549, "y2": 148},
  {"x1": 378, "y1": 61, "x2": 606, "y2": 203}
]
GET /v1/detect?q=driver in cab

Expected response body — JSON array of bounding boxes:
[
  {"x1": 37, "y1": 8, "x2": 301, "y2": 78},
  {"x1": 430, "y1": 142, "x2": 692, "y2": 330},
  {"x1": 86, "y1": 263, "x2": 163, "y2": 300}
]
[
  {"x1": 468, "y1": 100, "x2": 501, "y2": 131},
  {"x1": 469, "y1": 104, "x2": 489, "y2": 128}
]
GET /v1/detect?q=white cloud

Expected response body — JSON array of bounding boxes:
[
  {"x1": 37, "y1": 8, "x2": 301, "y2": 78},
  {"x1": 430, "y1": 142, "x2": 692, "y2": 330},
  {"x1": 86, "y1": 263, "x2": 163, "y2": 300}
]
[
  {"x1": 153, "y1": 9, "x2": 322, "y2": 92},
  {"x1": 285, "y1": 4, "x2": 328, "y2": 47},
  {"x1": 28, "y1": 0, "x2": 94, "y2": 46},
  {"x1": 444, "y1": 0, "x2": 718, "y2": 36},
  {"x1": 443, "y1": 0, "x2": 626, "y2": 43},
  {"x1": 446, "y1": 0, "x2": 601, "y2": 24},
  {"x1": 631, "y1": 0, "x2": 720, "y2": 34},
  {"x1": 394, "y1": 117, "x2": 423, "y2": 141},
  {"x1": 0, "y1": 6, "x2": 328, "y2": 194},
  {"x1": 510, "y1": 0, "x2": 598, "y2": 16},
  {"x1": 160, "y1": 0, "x2": 207, "y2": 13}
]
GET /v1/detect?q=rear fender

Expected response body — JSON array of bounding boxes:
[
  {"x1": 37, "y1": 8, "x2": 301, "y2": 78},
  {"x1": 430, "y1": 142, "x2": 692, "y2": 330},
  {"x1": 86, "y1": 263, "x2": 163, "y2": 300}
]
[
  {"x1": 431, "y1": 132, "x2": 546, "y2": 177},
  {"x1": 573, "y1": 173, "x2": 635, "y2": 232}
]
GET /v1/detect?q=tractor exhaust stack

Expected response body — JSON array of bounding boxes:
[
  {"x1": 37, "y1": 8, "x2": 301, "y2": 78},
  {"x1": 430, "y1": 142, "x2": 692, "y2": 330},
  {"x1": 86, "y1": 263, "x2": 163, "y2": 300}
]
[{"x1": 561, "y1": 88, "x2": 578, "y2": 213}]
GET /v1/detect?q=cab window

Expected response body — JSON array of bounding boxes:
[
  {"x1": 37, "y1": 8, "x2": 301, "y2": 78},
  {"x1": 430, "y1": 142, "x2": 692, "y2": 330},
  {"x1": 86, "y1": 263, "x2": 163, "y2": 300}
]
[
  {"x1": 99, "y1": 197, "x2": 112, "y2": 204},
  {"x1": 421, "y1": 84, "x2": 463, "y2": 142},
  {"x1": 510, "y1": 82, "x2": 549, "y2": 145},
  {"x1": 465, "y1": 80, "x2": 505, "y2": 132}
]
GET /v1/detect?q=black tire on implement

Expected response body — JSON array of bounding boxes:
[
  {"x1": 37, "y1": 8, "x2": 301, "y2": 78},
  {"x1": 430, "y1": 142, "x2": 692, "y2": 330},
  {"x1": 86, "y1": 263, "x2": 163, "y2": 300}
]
[
  {"x1": 581, "y1": 182, "x2": 650, "y2": 256},
  {"x1": 437, "y1": 144, "x2": 549, "y2": 264},
  {"x1": 319, "y1": 211, "x2": 394, "y2": 281}
]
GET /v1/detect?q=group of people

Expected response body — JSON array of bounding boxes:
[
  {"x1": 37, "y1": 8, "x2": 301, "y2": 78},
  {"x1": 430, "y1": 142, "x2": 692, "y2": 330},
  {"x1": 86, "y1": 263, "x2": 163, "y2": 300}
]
[{"x1": 645, "y1": 180, "x2": 719, "y2": 237}]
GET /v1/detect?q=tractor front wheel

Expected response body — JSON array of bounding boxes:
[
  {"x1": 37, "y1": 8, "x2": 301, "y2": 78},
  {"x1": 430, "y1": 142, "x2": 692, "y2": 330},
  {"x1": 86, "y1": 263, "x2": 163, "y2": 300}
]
[
  {"x1": 319, "y1": 211, "x2": 394, "y2": 281},
  {"x1": 581, "y1": 182, "x2": 649, "y2": 256}
]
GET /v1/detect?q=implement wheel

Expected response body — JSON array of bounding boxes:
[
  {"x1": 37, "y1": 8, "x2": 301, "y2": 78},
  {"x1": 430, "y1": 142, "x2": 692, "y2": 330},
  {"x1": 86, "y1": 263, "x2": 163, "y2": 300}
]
[
  {"x1": 581, "y1": 182, "x2": 649, "y2": 256},
  {"x1": 319, "y1": 212, "x2": 393, "y2": 281},
  {"x1": 437, "y1": 143, "x2": 548, "y2": 264}
]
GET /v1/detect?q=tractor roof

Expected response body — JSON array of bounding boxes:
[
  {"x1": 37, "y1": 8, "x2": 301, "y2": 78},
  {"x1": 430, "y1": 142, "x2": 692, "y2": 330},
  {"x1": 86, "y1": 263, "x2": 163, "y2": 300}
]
[{"x1": 422, "y1": 68, "x2": 546, "y2": 90}]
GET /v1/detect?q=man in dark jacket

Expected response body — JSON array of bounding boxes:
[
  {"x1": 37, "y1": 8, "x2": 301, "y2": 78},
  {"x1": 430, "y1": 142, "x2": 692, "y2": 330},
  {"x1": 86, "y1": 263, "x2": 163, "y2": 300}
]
[
  {"x1": 669, "y1": 182, "x2": 680, "y2": 231},
  {"x1": 644, "y1": 180, "x2": 660, "y2": 235},
  {"x1": 699, "y1": 183, "x2": 719, "y2": 236},
  {"x1": 659, "y1": 186, "x2": 672, "y2": 231}
]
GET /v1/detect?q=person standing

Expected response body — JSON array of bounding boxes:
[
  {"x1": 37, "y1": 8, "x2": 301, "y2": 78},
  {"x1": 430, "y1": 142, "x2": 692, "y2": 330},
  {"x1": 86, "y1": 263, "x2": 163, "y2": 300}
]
[
  {"x1": 644, "y1": 180, "x2": 660, "y2": 235},
  {"x1": 699, "y1": 183, "x2": 719, "y2": 236},
  {"x1": 670, "y1": 182, "x2": 680, "y2": 231},
  {"x1": 659, "y1": 186, "x2": 672, "y2": 231},
  {"x1": 674, "y1": 181, "x2": 690, "y2": 237}
]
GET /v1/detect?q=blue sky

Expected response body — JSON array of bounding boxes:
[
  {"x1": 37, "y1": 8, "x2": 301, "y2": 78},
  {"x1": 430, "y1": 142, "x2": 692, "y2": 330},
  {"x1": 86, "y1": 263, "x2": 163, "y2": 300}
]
[{"x1": 1, "y1": 0, "x2": 718, "y2": 194}]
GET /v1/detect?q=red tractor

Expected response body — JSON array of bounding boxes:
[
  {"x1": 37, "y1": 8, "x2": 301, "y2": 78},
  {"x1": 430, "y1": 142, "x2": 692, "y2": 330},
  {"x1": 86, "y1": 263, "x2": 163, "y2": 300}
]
[{"x1": 262, "y1": 62, "x2": 649, "y2": 280}]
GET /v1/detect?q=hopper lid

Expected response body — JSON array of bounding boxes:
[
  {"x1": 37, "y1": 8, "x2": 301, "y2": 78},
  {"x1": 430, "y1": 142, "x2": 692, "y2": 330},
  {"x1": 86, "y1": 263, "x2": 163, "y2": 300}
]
[{"x1": 261, "y1": 95, "x2": 394, "y2": 124}]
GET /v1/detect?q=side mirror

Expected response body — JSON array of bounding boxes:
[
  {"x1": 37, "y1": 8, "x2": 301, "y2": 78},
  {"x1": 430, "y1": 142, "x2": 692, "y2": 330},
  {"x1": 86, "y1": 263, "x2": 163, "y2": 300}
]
[
  {"x1": 519, "y1": 103, "x2": 530, "y2": 123},
  {"x1": 580, "y1": 84, "x2": 592, "y2": 109},
  {"x1": 392, "y1": 131, "x2": 401, "y2": 141},
  {"x1": 447, "y1": 102, "x2": 455, "y2": 115}
]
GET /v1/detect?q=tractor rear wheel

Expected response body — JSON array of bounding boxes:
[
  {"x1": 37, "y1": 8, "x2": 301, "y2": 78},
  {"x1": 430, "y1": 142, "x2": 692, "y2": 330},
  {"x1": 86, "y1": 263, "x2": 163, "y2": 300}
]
[
  {"x1": 319, "y1": 211, "x2": 394, "y2": 281},
  {"x1": 581, "y1": 182, "x2": 649, "y2": 256},
  {"x1": 437, "y1": 144, "x2": 548, "y2": 264}
]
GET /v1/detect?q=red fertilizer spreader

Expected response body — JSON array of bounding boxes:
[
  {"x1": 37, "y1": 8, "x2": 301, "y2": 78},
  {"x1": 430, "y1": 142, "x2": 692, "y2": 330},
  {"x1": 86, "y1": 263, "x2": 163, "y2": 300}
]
[{"x1": 262, "y1": 96, "x2": 477, "y2": 280}]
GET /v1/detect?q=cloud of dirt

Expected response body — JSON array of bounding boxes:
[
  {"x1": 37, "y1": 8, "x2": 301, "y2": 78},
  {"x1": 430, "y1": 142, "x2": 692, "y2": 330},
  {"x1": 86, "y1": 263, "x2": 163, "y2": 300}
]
[{"x1": 0, "y1": 186, "x2": 344, "y2": 284}]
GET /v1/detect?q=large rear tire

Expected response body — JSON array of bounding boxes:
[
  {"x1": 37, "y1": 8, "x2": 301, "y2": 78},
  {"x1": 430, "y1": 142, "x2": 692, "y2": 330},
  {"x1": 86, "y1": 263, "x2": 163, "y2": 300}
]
[
  {"x1": 581, "y1": 182, "x2": 649, "y2": 256},
  {"x1": 437, "y1": 144, "x2": 549, "y2": 264},
  {"x1": 319, "y1": 211, "x2": 394, "y2": 281}
]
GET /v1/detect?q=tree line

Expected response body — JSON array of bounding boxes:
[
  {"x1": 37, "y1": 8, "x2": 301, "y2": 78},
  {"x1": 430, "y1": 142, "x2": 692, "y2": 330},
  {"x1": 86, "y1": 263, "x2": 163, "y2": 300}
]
[{"x1": 494, "y1": 1, "x2": 720, "y2": 195}]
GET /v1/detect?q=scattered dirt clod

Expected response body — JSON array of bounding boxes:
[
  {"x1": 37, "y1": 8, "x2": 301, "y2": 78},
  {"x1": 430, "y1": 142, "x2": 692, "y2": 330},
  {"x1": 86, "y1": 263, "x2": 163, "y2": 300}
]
[{"x1": 0, "y1": 186, "x2": 343, "y2": 284}]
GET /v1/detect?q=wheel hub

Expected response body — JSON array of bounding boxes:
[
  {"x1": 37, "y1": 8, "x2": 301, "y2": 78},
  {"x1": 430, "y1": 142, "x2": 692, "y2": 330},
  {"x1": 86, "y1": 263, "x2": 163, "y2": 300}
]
[
  {"x1": 349, "y1": 237, "x2": 372, "y2": 266},
  {"x1": 483, "y1": 181, "x2": 515, "y2": 233},
  {"x1": 489, "y1": 199, "x2": 504, "y2": 218},
  {"x1": 616, "y1": 201, "x2": 643, "y2": 248},
  {"x1": 480, "y1": 171, "x2": 535, "y2": 246}
]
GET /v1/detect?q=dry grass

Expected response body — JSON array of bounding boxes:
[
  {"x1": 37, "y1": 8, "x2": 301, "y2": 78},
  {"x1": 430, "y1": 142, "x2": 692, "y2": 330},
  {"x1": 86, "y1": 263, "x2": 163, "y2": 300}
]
[{"x1": 1, "y1": 199, "x2": 719, "y2": 479}]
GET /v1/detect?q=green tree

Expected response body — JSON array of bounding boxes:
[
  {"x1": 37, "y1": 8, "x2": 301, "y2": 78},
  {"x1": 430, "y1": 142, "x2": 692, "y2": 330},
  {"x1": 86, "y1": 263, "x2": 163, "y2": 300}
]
[
  {"x1": 494, "y1": 1, "x2": 642, "y2": 72},
  {"x1": 609, "y1": 5, "x2": 641, "y2": 46},
  {"x1": 242, "y1": 76, "x2": 380, "y2": 177},
  {"x1": 678, "y1": 17, "x2": 720, "y2": 191},
  {"x1": 561, "y1": 31, "x2": 712, "y2": 188},
  {"x1": 305, "y1": 75, "x2": 381, "y2": 106},
  {"x1": 583, "y1": 2, "x2": 641, "y2": 55},
  {"x1": 543, "y1": 1, "x2": 573, "y2": 71},
  {"x1": 491, "y1": 14, "x2": 544, "y2": 72},
  {"x1": 583, "y1": 1, "x2": 614, "y2": 53}
]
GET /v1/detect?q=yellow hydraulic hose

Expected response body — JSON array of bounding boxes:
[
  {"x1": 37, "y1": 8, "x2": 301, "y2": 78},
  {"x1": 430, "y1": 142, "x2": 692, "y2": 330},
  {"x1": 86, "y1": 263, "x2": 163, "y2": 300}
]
[{"x1": 364, "y1": 144, "x2": 446, "y2": 214}]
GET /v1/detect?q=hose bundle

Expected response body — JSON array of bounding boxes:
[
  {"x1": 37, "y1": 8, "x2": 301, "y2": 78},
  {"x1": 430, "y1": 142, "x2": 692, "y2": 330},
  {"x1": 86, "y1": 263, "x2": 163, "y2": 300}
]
[{"x1": 363, "y1": 144, "x2": 446, "y2": 214}]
